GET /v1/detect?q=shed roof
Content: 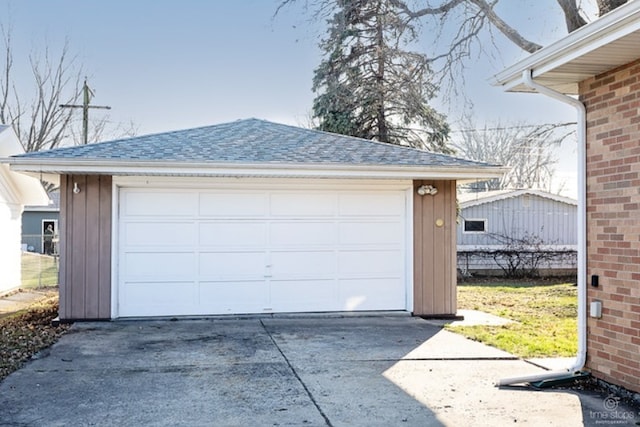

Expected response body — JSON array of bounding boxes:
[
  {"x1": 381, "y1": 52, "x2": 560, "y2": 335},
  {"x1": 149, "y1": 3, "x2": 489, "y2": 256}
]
[
  {"x1": 458, "y1": 189, "x2": 577, "y2": 208},
  {"x1": 492, "y1": 1, "x2": 640, "y2": 94},
  {"x1": 6, "y1": 118, "x2": 504, "y2": 181}
]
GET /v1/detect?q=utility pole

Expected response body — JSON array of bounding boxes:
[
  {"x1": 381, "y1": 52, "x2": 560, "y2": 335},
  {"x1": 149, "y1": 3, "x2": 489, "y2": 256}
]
[{"x1": 60, "y1": 78, "x2": 111, "y2": 144}]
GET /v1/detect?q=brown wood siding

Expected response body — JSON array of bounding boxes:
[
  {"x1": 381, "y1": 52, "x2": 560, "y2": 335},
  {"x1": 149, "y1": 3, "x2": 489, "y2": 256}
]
[
  {"x1": 413, "y1": 180, "x2": 457, "y2": 316},
  {"x1": 59, "y1": 175, "x2": 112, "y2": 320}
]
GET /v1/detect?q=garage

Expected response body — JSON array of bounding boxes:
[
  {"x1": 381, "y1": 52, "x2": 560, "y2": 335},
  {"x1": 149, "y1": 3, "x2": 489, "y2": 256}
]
[
  {"x1": 7, "y1": 118, "x2": 503, "y2": 320},
  {"x1": 116, "y1": 180, "x2": 410, "y2": 317}
]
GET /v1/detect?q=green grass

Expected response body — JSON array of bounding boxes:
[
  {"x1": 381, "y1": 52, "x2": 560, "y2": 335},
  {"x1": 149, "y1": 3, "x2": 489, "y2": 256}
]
[
  {"x1": 21, "y1": 253, "x2": 59, "y2": 288},
  {"x1": 446, "y1": 280, "x2": 578, "y2": 358}
]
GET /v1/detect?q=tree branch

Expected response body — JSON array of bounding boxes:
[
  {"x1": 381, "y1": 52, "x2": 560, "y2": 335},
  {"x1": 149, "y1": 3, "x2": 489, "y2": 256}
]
[{"x1": 467, "y1": 0, "x2": 542, "y2": 52}]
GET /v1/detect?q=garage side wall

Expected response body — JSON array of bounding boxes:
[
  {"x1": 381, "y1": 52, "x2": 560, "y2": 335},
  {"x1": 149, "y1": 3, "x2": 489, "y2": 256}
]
[
  {"x1": 59, "y1": 174, "x2": 112, "y2": 320},
  {"x1": 413, "y1": 180, "x2": 457, "y2": 316}
]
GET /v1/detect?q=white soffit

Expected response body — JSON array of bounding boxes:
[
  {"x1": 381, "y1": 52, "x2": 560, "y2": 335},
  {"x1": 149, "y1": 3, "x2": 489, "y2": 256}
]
[
  {"x1": 0, "y1": 127, "x2": 49, "y2": 206},
  {"x1": 492, "y1": 1, "x2": 640, "y2": 94}
]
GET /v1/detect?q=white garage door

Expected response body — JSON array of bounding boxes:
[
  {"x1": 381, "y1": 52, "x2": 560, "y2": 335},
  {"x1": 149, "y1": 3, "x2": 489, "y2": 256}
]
[{"x1": 116, "y1": 183, "x2": 409, "y2": 317}]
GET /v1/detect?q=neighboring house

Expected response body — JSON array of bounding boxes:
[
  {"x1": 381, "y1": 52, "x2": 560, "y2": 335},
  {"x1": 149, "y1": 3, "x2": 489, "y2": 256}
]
[
  {"x1": 457, "y1": 189, "x2": 577, "y2": 277},
  {"x1": 494, "y1": 3, "x2": 640, "y2": 394},
  {"x1": 22, "y1": 191, "x2": 60, "y2": 254},
  {"x1": 4, "y1": 118, "x2": 503, "y2": 320},
  {"x1": 0, "y1": 125, "x2": 50, "y2": 294}
]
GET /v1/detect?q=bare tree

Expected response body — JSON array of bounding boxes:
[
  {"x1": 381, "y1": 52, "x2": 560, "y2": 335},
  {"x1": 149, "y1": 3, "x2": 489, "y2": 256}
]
[
  {"x1": 1, "y1": 23, "x2": 83, "y2": 152},
  {"x1": 452, "y1": 117, "x2": 575, "y2": 192},
  {"x1": 67, "y1": 116, "x2": 139, "y2": 146},
  {"x1": 387, "y1": 0, "x2": 628, "y2": 84},
  {"x1": 1, "y1": 23, "x2": 135, "y2": 152}
]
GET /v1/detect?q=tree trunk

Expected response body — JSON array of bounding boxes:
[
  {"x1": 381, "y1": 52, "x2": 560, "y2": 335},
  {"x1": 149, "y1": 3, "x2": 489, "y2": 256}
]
[
  {"x1": 597, "y1": 0, "x2": 629, "y2": 15},
  {"x1": 556, "y1": 0, "x2": 588, "y2": 32},
  {"x1": 375, "y1": 3, "x2": 389, "y2": 143}
]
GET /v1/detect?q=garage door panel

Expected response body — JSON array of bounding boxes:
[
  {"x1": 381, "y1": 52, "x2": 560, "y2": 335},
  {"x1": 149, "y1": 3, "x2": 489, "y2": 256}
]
[
  {"x1": 124, "y1": 222, "x2": 197, "y2": 246},
  {"x1": 199, "y1": 193, "x2": 267, "y2": 217},
  {"x1": 123, "y1": 252, "x2": 196, "y2": 279},
  {"x1": 199, "y1": 281, "x2": 269, "y2": 312},
  {"x1": 339, "y1": 193, "x2": 405, "y2": 216},
  {"x1": 121, "y1": 281, "x2": 199, "y2": 316},
  {"x1": 118, "y1": 185, "x2": 408, "y2": 317},
  {"x1": 123, "y1": 191, "x2": 197, "y2": 217},
  {"x1": 338, "y1": 278, "x2": 405, "y2": 311},
  {"x1": 338, "y1": 250, "x2": 403, "y2": 275},
  {"x1": 199, "y1": 251, "x2": 266, "y2": 279},
  {"x1": 199, "y1": 222, "x2": 266, "y2": 247},
  {"x1": 270, "y1": 250, "x2": 335, "y2": 278},
  {"x1": 270, "y1": 279, "x2": 337, "y2": 311},
  {"x1": 269, "y1": 222, "x2": 337, "y2": 246},
  {"x1": 270, "y1": 193, "x2": 336, "y2": 216},
  {"x1": 339, "y1": 221, "x2": 403, "y2": 245}
]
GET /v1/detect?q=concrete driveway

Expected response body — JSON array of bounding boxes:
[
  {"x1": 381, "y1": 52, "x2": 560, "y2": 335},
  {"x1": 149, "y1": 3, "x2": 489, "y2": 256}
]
[{"x1": 0, "y1": 316, "x2": 638, "y2": 426}]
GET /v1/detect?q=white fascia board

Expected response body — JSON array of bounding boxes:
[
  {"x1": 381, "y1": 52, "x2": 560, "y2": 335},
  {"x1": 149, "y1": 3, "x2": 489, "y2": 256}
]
[
  {"x1": 492, "y1": 1, "x2": 640, "y2": 93},
  {"x1": 23, "y1": 206, "x2": 59, "y2": 212},
  {"x1": 6, "y1": 159, "x2": 506, "y2": 181}
]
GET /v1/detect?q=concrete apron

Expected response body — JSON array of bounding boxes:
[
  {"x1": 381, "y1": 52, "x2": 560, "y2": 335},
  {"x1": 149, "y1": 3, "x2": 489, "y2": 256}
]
[{"x1": 0, "y1": 316, "x2": 638, "y2": 427}]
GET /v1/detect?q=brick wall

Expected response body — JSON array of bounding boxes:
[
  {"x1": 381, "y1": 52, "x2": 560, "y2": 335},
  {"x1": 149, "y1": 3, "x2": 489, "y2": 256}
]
[{"x1": 580, "y1": 59, "x2": 640, "y2": 393}]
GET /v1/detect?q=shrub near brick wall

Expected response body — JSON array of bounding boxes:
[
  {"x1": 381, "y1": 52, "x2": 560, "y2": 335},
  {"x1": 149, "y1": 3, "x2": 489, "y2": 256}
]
[{"x1": 580, "y1": 58, "x2": 640, "y2": 394}]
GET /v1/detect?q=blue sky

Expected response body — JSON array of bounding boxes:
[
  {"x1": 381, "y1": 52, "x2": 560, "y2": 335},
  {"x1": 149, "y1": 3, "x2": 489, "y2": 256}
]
[{"x1": 3, "y1": 0, "x2": 584, "y2": 194}]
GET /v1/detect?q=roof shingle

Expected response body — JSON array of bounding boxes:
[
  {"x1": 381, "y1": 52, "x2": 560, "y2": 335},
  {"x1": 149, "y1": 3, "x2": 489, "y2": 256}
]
[{"x1": 12, "y1": 118, "x2": 496, "y2": 169}]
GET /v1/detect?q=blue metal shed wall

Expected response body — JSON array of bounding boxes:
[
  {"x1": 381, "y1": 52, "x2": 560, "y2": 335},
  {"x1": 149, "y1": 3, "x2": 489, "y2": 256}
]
[{"x1": 457, "y1": 194, "x2": 577, "y2": 246}]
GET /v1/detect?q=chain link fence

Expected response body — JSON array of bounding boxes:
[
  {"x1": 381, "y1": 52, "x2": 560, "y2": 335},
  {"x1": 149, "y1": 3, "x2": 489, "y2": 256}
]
[{"x1": 21, "y1": 234, "x2": 59, "y2": 289}]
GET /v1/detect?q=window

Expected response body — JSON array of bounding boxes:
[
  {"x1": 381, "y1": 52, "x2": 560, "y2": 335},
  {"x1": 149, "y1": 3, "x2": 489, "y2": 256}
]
[
  {"x1": 464, "y1": 219, "x2": 486, "y2": 233},
  {"x1": 41, "y1": 219, "x2": 58, "y2": 255}
]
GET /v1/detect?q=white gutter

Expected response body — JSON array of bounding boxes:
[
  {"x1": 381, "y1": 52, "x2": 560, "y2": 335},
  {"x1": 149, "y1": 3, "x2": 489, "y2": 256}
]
[
  {"x1": 491, "y1": 0, "x2": 640, "y2": 93},
  {"x1": 497, "y1": 69, "x2": 587, "y2": 386}
]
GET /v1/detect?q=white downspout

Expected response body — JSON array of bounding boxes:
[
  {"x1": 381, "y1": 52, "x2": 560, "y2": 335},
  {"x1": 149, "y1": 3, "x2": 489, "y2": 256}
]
[{"x1": 497, "y1": 69, "x2": 587, "y2": 386}]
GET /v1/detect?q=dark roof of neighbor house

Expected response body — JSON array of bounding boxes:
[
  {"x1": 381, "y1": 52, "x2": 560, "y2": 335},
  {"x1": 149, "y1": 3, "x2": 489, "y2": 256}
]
[{"x1": 12, "y1": 118, "x2": 495, "y2": 169}]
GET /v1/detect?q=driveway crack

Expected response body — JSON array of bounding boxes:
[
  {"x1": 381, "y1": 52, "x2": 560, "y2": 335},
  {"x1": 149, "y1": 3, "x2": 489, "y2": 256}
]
[{"x1": 260, "y1": 320, "x2": 333, "y2": 427}]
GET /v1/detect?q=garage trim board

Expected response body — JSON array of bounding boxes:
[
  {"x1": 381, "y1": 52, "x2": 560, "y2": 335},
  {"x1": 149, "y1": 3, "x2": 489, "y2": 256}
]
[{"x1": 111, "y1": 177, "x2": 413, "y2": 318}]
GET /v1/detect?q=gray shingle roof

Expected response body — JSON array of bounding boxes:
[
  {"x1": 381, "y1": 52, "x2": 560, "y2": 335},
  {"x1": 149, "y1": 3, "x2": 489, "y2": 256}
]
[{"x1": 12, "y1": 118, "x2": 496, "y2": 169}]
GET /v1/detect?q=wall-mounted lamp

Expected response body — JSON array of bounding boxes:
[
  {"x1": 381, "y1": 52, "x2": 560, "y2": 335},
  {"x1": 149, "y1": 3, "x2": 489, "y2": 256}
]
[
  {"x1": 73, "y1": 182, "x2": 81, "y2": 194},
  {"x1": 417, "y1": 184, "x2": 438, "y2": 196}
]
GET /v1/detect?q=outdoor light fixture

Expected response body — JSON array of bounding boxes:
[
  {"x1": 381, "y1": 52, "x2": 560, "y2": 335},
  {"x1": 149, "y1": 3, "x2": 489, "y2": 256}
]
[
  {"x1": 417, "y1": 184, "x2": 438, "y2": 196},
  {"x1": 73, "y1": 182, "x2": 81, "y2": 194}
]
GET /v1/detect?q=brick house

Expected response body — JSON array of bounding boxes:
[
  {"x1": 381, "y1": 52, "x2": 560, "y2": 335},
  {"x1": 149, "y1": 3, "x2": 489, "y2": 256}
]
[{"x1": 494, "y1": 3, "x2": 640, "y2": 393}]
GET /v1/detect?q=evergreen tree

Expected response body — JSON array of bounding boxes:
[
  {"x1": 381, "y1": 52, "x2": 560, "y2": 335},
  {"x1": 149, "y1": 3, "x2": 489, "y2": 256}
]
[{"x1": 312, "y1": 0, "x2": 451, "y2": 153}]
